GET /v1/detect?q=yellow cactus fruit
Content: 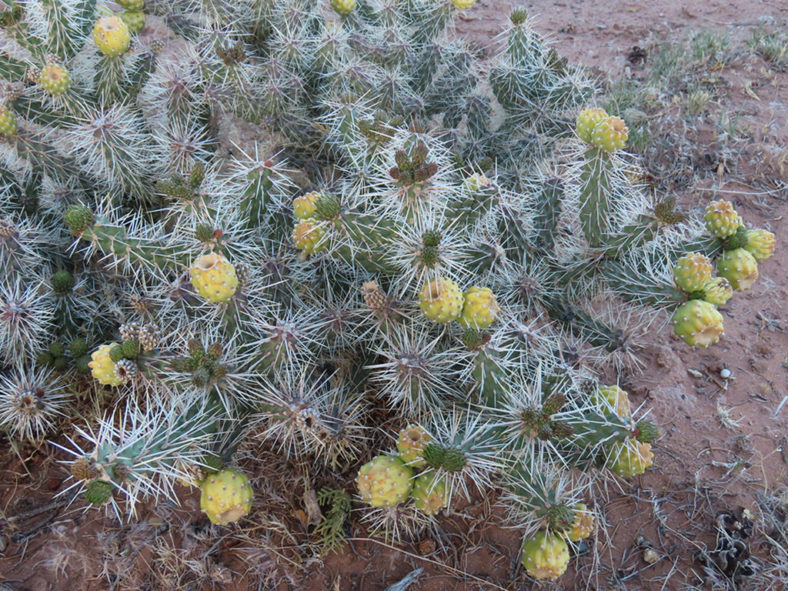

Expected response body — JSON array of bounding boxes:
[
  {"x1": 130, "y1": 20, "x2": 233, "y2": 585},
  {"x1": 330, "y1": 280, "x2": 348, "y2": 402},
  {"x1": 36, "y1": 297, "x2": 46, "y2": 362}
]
[
  {"x1": 0, "y1": 105, "x2": 18, "y2": 137},
  {"x1": 671, "y1": 299, "x2": 724, "y2": 347},
  {"x1": 457, "y1": 286, "x2": 499, "y2": 329},
  {"x1": 39, "y1": 62, "x2": 72, "y2": 96},
  {"x1": 576, "y1": 107, "x2": 608, "y2": 143},
  {"x1": 411, "y1": 472, "x2": 448, "y2": 515},
  {"x1": 451, "y1": 0, "x2": 477, "y2": 10},
  {"x1": 418, "y1": 277, "x2": 464, "y2": 323},
  {"x1": 743, "y1": 229, "x2": 775, "y2": 261},
  {"x1": 292, "y1": 219, "x2": 327, "y2": 255},
  {"x1": 521, "y1": 530, "x2": 570, "y2": 581},
  {"x1": 672, "y1": 252, "x2": 713, "y2": 293},
  {"x1": 567, "y1": 504, "x2": 594, "y2": 542},
  {"x1": 356, "y1": 455, "x2": 413, "y2": 507},
  {"x1": 199, "y1": 468, "x2": 253, "y2": 525},
  {"x1": 120, "y1": 10, "x2": 146, "y2": 34},
  {"x1": 331, "y1": 0, "x2": 356, "y2": 15},
  {"x1": 93, "y1": 16, "x2": 131, "y2": 57},
  {"x1": 89, "y1": 343, "x2": 124, "y2": 387},
  {"x1": 608, "y1": 440, "x2": 654, "y2": 477},
  {"x1": 595, "y1": 385, "x2": 631, "y2": 419},
  {"x1": 293, "y1": 191, "x2": 320, "y2": 219},
  {"x1": 396, "y1": 424, "x2": 432, "y2": 468},
  {"x1": 190, "y1": 253, "x2": 239, "y2": 303},
  {"x1": 701, "y1": 277, "x2": 733, "y2": 306},
  {"x1": 717, "y1": 248, "x2": 759, "y2": 291},
  {"x1": 704, "y1": 200, "x2": 741, "y2": 238},
  {"x1": 590, "y1": 115, "x2": 628, "y2": 152}
]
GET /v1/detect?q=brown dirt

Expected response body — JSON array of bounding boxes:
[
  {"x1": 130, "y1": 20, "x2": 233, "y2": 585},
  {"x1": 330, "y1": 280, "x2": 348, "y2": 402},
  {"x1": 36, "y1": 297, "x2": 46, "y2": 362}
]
[{"x1": 2, "y1": 2, "x2": 787, "y2": 590}]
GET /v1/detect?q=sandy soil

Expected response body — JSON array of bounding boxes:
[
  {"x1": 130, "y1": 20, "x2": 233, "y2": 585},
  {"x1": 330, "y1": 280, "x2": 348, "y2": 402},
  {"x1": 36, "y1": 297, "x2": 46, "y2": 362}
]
[{"x1": 1, "y1": 2, "x2": 786, "y2": 590}]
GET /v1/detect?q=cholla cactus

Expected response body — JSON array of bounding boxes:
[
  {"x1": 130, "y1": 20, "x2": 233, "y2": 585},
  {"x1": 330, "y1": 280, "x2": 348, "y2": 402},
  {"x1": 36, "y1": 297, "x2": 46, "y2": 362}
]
[{"x1": 0, "y1": 0, "x2": 775, "y2": 581}]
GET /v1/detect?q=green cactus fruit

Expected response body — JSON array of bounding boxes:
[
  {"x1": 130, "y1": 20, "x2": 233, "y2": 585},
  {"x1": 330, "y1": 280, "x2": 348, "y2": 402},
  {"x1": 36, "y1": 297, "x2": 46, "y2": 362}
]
[
  {"x1": 121, "y1": 339, "x2": 140, "y2": 358},
  {"x1": 118, "y1": 0, "x2": 145, "y2": 10},
  {"x1": 457, "y1": 286, "x2": 499, "y2": 329},
  {"x1": 293, "y1": 192, "x2": 320, "y2": 219},
  {"x1": 69, "y1": 338, "x2": 89, "y2": 358},
  {"x1": 704, "y1": 200, "x2": 741, "y2": 238},
  {"x1": 292, "y1": 219, "x2": 327, "y2": 255},
  {"x1": 0, "y1": 104, "x2": 18, "y2": 137},
  {"x1": 608, "y1": 440, "x2": 654, "y2": 477},
  {"x1": 671, "y1": 300, "x2": 724, "y2": 347},
  {"x1": 700, "y1": 277, "x2": 733, "y2": 306},
  {"x1": 411, "y1": 473, "x2": 448, "y2": 515},
  {"x1": 93, "y1": 16, "x2": 131, "y2": 57},
  {"x1": 717, "y1": 248, "x2": 759, "y2": 291},
  {"x1": 39, "y1": 62, "x2": 72, "y2": 95},
  {"x1": 419, "y1": 277, "x2": 464, "y2": 323},
  {"x1": 672, "y1": 253, "x2": 713, "y2": 292},
  {"x1": 85, "y1": 480, "x2": 114, "y2": 506},
  {"x1": 64, "y1": 205, "x2": 95, "y2": 236},
  {"x1": 575, "y1": 107, "x2": 608, "y2": 143},
  {"x1": 89, "y1": 343, "x2": 124, "y2": 386},
  {"x1": 331, "y1": 0, "x2": 356, "y2": 15},
  {"x1": 521, "y1": 530, "x2": 570, "y2": 581},
  {"x1": 356, "y1": 455, "x2": 413, "y2": 508},
  {"x1": 199, "y1": 468, "x2": 253, "y2": 525},
  {"x1": 190, "y1": 253, "x2": 239, "y2": 303},
  {"x1": 595, "y1": 385, "x2": 631, "y2": 419},
  {"x1": 743, "y1": 229, "x2": 775, "y2": 261},
  {"x1": 49, "y1": 342, "x2": 65, "y2": 358},
  {"x1": 396, "y1": 424, "x2": 432, "y2": 468},
  {"x1": 567, "y1": 504, "x2": 594, "y2": 542},
  {"x1": 451, "y1": 0, "x2": 477, "y2": 9},
  {"x1": 120, "y1": 10, "x2": 145, "y2": 34},
  {"x1": 590, "y1": 115, "x2": 628, "y2": 152}
]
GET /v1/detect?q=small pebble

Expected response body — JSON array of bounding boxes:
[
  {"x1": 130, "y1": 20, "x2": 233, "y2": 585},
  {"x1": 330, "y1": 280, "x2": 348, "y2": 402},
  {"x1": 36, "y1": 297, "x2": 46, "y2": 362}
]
[{"x1": 720, "y1": 368, "x2": 732, "y2": 379}]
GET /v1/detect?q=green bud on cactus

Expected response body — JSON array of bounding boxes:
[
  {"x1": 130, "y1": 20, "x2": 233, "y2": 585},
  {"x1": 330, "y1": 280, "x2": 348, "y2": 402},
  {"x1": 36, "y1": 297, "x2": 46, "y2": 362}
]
[
  {"x1": 672, "y1": 253, "x2": 713, "y2": 293},
  {"x1": 314, "y1": 193, "x2": 341, "y2": 221},
  {"x1": 422, "y1": 230, "x2": 442, "y2": 247},
  {"x1": 356, "y1": 455, "x2": 413, "y2": 507},
  {"x1": 422, "y1": 443, "x2": 447, "y2": 468},
  {"x1": 510, "y1": 8, "x2": 528, "y2": 25},
  {"x1": 743, "y1": 229, "x2": 775, "y2": 261},
  {"x1": 51, "y1": 270, "x2": 75, "y2": 294},
  {"x1": 109, "y1": 345, "x2": 125, "y2": 363},
  {"x1": 192, "y1": 366, "x2": 211, "y2": 388},
  {"x1": 419, "y1": 245, "x2": 440, "y2": 268},
  {"x1": 49, "y1": 342, "x2": 65, "y2": 358},
  {"x1": 37, "y1": 352, "x2": 54, "y2": 366},
  {"x1": 85, "y1": 480, "x2": 114, "y2": 506},
  {"x1": 69, "y1": 339, "x2": 89, "y2": 358},
  {"x1": 704, "y1": 200, "x2": 741, "y2": 239},
  {"x1": 634, "y1": 420, "x2": 659, "y2": 443},
  {"x1": 411, "y1": 473, "x2": 448, "y2": 515},
  {"x1": 441, "y1": 448, "x2": 467, "y2": 472},
  {"x1": 53, "y1": 356, "x2": 68, "y2": 371},
  {"x1": 75, "y1": 355, "x2": 92, "y2": 374},
  {"x1": 717, "y1": 248, "x2": 759, "y2": 291},
  {"x1": 542, "y1": 393, "x2": 566, "y2": 416},
  {"x1": 120, "y1": 10, "x2": 145, "y2": 34},
  {"x1": 207, "y1": 342, "x2": 223, "y2": 359},
  {"x1": 671, "y1": 300, "x2": 724, "y2": 347},
  {"x1": 64, "y1": 205, "x2": 94, "y2": 236},
  {"x1": 542, "y1": 504, "x2": 575, "y2": 533},
  {"x1": 121, "y1": 339, "x2": 140, "y2": 358},
  {"x1": 700, "y1": 277, "x2": 733, "y2": 306},
  {"x1": 195, "y1": 224, "x2": 215, "y2": 243},
  {"x1": 461, "y1": 328, "x2": 487, "y2": 350}
]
